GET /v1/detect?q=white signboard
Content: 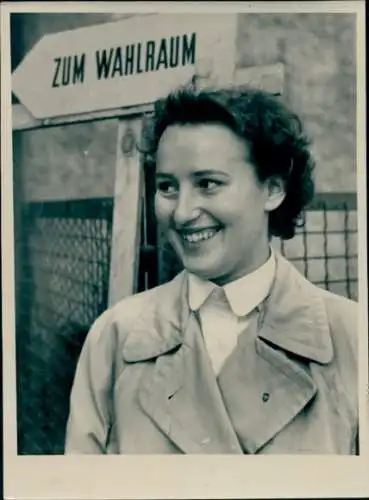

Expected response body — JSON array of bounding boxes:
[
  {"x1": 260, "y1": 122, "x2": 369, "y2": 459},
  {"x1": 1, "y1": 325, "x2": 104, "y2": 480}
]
[{"x1": 12, "y1": 14, "x2": 237, "y2": 120}]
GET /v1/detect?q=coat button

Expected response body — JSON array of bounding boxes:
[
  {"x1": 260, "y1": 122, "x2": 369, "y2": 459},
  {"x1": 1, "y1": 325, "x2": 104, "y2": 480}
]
[{"x1": 262, "y1": 392, "x2": 270, "y2": 402}]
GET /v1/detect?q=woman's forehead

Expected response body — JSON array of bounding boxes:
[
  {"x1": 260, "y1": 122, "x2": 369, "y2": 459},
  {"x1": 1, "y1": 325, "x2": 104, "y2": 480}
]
[
  {"x1": 156, "y1": 123, "x2": 248, "y2": 161},
  {"x1": 155, "y1": 125, "x2": 253, "y2": 178}
]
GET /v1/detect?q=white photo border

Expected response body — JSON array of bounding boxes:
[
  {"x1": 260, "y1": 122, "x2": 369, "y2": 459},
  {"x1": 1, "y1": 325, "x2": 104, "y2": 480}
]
[{"x1": 2, "y1": 2, "x2": 368, "y2": 499}]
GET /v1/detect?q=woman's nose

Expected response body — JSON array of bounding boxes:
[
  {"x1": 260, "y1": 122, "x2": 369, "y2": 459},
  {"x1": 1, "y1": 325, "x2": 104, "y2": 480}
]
[{"x1": 173, "y1": 190, "x2": 200, "y2": 227}]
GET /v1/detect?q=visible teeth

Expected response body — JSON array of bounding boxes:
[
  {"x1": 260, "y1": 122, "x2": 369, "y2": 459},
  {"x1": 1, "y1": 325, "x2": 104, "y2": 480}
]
[{"x1": 183, "y1": 230, "x2": 217, "y2": 243}]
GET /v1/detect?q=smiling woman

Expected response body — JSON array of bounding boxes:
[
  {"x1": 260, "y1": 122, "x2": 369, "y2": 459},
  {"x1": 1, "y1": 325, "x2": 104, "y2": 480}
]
[
  {"x1": 65, "y1": 85, "x2": 358, "y2": 455},
  {"x1": 154, "y1": 122, "x2": 283, "y2": 285}
]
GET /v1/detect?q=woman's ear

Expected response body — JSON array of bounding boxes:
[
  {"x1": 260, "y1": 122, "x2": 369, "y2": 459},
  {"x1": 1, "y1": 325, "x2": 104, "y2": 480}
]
[{"x1": 264, "y1": 176, "x2": 286, "y2": 212}]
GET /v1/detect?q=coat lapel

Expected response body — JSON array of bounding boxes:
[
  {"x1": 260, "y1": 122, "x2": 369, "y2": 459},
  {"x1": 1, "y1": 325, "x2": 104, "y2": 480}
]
[
  {"x1": 257, "y1": 253, "x2": 334, "y2": 365},
  {"x1": 122, "y1": 272, "x2": 242, "y2": 454},
  {"x1": 217, "y1": 314, "x2": 318, "y2": 454},
  {"x1": 137, "y1": 313, "x2": 243, "y2": 454},
  {"x1": 121, "y1": 253, "x2": 335, "y2": 454},
  {"x1": 217, "y1": 255, "x2": 334, "y2": 453}
]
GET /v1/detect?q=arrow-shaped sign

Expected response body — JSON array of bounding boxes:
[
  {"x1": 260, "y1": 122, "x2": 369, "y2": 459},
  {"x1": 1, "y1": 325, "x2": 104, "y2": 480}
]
[{"x1": 12, "y1": 14, "x2": 236, "y2": 120}]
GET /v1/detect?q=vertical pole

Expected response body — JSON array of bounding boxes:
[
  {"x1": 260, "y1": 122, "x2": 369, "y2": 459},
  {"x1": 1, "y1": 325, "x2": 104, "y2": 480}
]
[{"x1": 108, "y1": 117, "x2": 143, "y2": 307}]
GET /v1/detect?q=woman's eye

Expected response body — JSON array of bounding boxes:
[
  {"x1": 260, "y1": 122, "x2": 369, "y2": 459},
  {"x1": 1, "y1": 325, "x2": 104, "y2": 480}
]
[
  {"x1": 198, "y1": 179, "x2": 222, "y2": 192},
  {"x1": 156, "y1": 181, "x2": 178, "y2": 196}
]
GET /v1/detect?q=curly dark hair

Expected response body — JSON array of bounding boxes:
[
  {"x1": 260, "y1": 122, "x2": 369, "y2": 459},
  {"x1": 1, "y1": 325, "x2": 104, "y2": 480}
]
[{"x1": 143, "y1": 84, "x2": 315, "y2": 240}]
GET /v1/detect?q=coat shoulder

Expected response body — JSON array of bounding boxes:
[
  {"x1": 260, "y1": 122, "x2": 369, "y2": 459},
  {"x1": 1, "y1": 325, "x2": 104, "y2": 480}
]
[
  {"x1": 320, "y1": 286, "x2": 357, "y2": 315},
  {"x1": 319, "y1": 287, "x2": 357, "y2": 332},
  {"x1": 110, "y1": 274, "x2": 183, "y2": 327},
  {"x1": 317, "y1": 286, "x2": 358, "y2": 364},
  {"x1": 89, "y1": 273, "x2": 185, "y2": 345},
  {"x1": 79, "y1": 274, "x2": 185, "y2": 378}
]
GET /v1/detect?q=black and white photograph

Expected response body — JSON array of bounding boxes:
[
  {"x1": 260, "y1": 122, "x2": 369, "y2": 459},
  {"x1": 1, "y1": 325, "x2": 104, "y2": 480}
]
[{"x1": 1, "y1": 1, "x2": 368, "y2": 498}]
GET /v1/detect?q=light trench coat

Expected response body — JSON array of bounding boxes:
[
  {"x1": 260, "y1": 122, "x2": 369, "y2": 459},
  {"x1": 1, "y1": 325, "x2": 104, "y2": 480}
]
[{"x1": 65, "y1": 253, "x2": 358, "y2": 455}]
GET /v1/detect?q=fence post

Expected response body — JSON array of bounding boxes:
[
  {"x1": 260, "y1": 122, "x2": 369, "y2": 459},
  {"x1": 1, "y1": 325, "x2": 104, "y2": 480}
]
[{"x1": 108, "y1": 118, "x2": 143, "y2": 307}]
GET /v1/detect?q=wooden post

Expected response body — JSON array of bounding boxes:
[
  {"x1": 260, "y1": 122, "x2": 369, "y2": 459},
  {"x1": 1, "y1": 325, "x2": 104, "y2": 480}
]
[{"x1": 108, "y1": 118, "x2": 143, "y2": 307}]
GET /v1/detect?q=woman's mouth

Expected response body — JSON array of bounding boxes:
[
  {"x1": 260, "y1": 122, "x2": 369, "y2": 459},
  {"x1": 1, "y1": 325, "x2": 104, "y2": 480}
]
[{"x1": 178, "y1": 227, "x2": 221, "y2": 248}]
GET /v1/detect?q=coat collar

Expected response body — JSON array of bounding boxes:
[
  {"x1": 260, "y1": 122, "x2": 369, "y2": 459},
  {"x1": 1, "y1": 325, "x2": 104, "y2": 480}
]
[
  {"x1": 257, "y1": 253, "x2": 333, "y2": 364},
  {"x1": 122, "y1": 252, "x2": 333, "y2": 365},
  {"x1": 187, "y1": 248, "x2": 276, "y2": 316}
]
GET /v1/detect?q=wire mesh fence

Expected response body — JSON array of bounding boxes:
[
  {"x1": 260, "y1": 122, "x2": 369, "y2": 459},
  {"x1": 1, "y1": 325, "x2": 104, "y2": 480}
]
[
  {"x1": 16, "y1": 198, "x2": 114, "y2": 454},
  {"x1": 280, "y1": 193, "x2": 358, "y2": 301},
  {"x1": 15, "y1": 192, "x2": 358, "y2": 454}
]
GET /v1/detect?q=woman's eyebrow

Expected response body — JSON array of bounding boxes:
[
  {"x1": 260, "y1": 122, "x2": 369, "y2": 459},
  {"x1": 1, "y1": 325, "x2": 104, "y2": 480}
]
[
  {"x1": 155, "y1": 172, "x2": 175, "y2": 178},
  {"x1": 155, "y1": 170, "x2": 230, "y2": 179},
  {"x1": 191, "y1": 170, "x2": 230, "y2": 178}
]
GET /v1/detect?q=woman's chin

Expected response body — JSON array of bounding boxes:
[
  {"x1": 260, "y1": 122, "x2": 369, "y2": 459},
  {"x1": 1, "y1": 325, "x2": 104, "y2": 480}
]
[
  {"x1": 169, "y1": 237, "x2": 224, "y2": 280},
  {"x1": 181, "y1": 258, "x2": 219, "y2": 281}
]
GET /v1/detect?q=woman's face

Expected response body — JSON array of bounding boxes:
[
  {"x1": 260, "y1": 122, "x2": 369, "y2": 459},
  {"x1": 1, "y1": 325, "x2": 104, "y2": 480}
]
[{"x1": 155, "y1": 123, "x2": 279, "y2": 285}]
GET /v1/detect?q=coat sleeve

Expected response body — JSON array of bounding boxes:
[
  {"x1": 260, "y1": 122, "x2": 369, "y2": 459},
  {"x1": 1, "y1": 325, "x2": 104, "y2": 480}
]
[{"x1": 64, "y1": 311, "x2": 117, "y2": 454}]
